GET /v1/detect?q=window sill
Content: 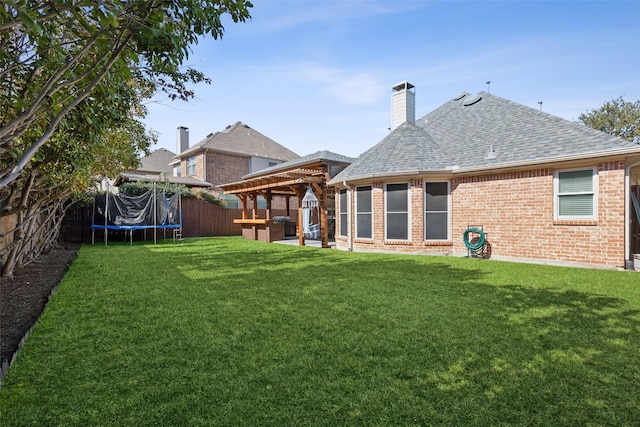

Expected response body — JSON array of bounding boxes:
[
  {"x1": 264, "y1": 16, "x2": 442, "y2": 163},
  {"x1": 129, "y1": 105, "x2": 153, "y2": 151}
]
[
  {"x1": 553, "y1": 220, "x2": 598, "y2": 226},
  {"x1": 384, "y1": 240, "x2": 412, "y2": 246},
  {"x1": 424, "y1": 240, "x2": 453, "y2": 247},
  {"x1": 354, "y1": 238, "x2": 374, "y2": 244}
]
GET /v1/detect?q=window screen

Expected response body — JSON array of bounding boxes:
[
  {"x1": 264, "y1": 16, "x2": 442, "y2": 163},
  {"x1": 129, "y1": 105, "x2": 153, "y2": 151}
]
[
  {"x1": 386, "y1": 183, "x2": 409, "y2": 240},
  {"x1": 339, "y1": 189, "x2": 348, "y2": 237},
  {"x1": 557, "y1": 169, "x2": 595, "y2": 217},
  {"x1": 187, "y1": 156, "x2": 196, "y2": 175},
  {"x1": 356, "y1": 186, "x2": 372, "y2": 238},
  {"x1": 425, "y1": 182, "x2": 448, "y2": 240}
]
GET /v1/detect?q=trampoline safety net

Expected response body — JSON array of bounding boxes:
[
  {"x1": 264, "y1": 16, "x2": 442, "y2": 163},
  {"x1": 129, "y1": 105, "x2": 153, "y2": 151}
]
[{"x1": 91, "y1": 187, "x2": 182, "y2": 244}]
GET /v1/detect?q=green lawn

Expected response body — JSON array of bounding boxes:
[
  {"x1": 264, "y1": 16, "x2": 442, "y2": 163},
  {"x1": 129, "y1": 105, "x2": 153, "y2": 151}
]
[{"x1": 1, "y1": 237, "x2": 639, "y2": 426}]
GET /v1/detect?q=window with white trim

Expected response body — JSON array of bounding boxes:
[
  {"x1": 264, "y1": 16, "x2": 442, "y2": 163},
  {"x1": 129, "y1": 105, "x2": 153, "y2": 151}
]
[
  {"x1": 339, "y1": 189, "x2": 348, "y2": 237},
  {"x1": 424, "y1": 182, "x2": 449, "y2": 240},
  {"x1": 186, "y1": 156, "x2": 197, "y2": 175},
  {"x1": 554, "y1": 168, "x2": 597, "y2": 219},
  {"x1": 385, "y1": 183, "x2": 409, "y2": 240},
  {"x1": 356, "y1": 186, "x2": 372, "y2": 239},
  {"x1": 174, "y1": 164, "x2": 181, "y2": 177}
]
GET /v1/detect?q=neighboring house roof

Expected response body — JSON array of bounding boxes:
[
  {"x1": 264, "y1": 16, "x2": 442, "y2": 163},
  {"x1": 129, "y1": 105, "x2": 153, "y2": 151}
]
[
  {"x1": 218, "y1": 150, "x2": 354, "y2": 195},
  {"x1": 242, "y1": 150, "x2": 356, "y2": 180},
  {"x1": 331, "y1": 91, "x2": 640, "y2": 184},
  {"x1": 179, "y1": 121, "x2": 299, "y2": 161},
  {"x1": 137, "y1": 148, "x2": 175, "y2": 174},
  {"x1": 114, "y1": 172, "x2": 213, "y2": 188}
]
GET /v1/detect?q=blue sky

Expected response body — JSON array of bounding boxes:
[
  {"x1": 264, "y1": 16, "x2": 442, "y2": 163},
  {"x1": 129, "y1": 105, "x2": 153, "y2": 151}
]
[{"x1": 144, "y1": 0, "x2": 640, "y2": 159}]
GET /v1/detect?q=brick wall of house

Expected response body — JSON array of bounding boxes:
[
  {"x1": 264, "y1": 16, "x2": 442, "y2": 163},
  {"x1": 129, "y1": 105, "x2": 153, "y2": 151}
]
[
  {"x1": 206, "y1": 152, "x2": 294, "y2": 211},
  {"x1": 206, "y1": 152, "x2": 248, "y2": 188},
  {"x1": 178, "y1": 151, "x2": 291, "y2": 210},
  {"x1": 336, "y1": 161, "x2": 628, "y2": 268}
]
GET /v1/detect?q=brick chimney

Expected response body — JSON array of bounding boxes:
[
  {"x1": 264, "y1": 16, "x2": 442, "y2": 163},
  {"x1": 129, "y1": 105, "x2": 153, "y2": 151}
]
[
  {"x1": 176, "y1": 126, "x2": 189, "y2": 154},
  {"x1": 391, "y1": 81, "x2": 415, "y2": 131}
]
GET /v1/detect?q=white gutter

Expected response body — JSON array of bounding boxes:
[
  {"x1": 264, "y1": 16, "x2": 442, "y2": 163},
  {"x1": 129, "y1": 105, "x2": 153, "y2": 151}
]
[
  {"x1": 328, "y1": 147, "x2": 640, "y2": 186},
  {"x1": 451, "y1": 147, "x2": 640, "y2": 176}
]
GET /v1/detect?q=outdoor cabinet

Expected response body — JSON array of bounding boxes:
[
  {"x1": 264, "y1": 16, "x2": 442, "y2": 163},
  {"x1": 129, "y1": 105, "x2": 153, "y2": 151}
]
[{"x1": 234, "y1": 219, "x2": 284, "y2": 242}]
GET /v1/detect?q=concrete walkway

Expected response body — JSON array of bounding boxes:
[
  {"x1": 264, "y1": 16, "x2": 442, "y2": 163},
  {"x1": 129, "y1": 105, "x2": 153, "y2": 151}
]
[{"x1": 273, "y1": 237, "x2": 335, "y2": 248}]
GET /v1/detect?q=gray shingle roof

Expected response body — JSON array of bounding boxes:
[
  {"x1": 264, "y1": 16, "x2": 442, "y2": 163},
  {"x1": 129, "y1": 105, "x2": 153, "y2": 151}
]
[
  {"x1": 243, "y1": 150, "x2": 356, "y2": 179},
  {"x1": 331, "y1": 91, "x2": 639, "y2": 183},
  {"x1": 137, "y1": 148, "x2": 175, "y2": 174},
  {"x1": 181, "y1": 121, "x2": 299, "y2": 161},
  {"x1": 338, "y1": 124, "x2": 452, "y2": 179}
]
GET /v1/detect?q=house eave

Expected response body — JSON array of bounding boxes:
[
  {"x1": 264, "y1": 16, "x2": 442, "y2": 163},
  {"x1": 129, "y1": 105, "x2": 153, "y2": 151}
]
[
  {"x1": 452, "y1": 147, "x2": 640, "y2": 176},
  {"x1": 329, "y1": 169, "x2": 456, "y2": 186},
  {"x1": 329, "y1": 147, "x2": 640, "y2": 186}
]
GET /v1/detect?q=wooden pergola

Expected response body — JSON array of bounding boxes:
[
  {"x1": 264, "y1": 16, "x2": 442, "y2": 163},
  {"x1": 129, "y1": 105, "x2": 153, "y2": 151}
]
[{"x1": 218, "y1": 152, "x2": 354, "y2": 248}]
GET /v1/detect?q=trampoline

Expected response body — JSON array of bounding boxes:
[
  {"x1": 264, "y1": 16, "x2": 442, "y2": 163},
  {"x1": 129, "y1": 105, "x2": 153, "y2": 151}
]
[{"x1": 91, "y1": 183, "x2": 182, "y2": 245}]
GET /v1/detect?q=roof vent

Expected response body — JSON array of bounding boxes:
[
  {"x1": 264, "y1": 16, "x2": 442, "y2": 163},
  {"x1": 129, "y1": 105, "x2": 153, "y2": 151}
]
[
  {"x1": 207, "y1": 132, "x2": 213, "y2": 138},
  {"x1": 484, "y1": 144, "x2": 497, "y2": 160},
  {"x1": 463, "y1": 94, "x2": 482, "y2": 106},
  {"x1": 452, "y1": 93, "x2": 467, "y2": 101}
]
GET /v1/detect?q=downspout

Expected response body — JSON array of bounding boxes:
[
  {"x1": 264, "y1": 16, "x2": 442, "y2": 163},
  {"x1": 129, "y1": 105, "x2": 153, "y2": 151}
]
[
  {"x1": 625, "y1": 165, "x2": 630, "y2": 267},
  {"x1": 626, "y1": 160, "x2": 640, "y2": 268},
  {"x1": 343, "y1": 180, "x2": 353, "y2": 251}
]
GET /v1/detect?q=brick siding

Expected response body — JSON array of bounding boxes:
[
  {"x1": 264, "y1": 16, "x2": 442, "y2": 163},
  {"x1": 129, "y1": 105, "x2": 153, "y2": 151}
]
[
  {"x1": 336, "y1": 162, "x2": 628, "y2": 268},
  {"x1": 205, "y1": 152, "x2": 248, "y2": 188}
]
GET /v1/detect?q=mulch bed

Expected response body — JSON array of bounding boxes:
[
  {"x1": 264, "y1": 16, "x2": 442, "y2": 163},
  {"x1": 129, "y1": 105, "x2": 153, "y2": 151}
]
[{"x1": 1, "y1": 243, "x2": 82, "y2": 375}]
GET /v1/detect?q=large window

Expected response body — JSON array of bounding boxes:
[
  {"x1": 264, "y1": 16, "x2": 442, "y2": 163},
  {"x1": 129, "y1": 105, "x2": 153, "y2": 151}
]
[
  {"x1": 186, "y1": 156, "x2": 197, "y2": 175},
  {"x1": 339, "y1": 189, "x2": 348, "y2": 237},
  {"x1": 356, "y1": 186, "x2": 372, "y2": 238},
  {"x1": 425, "y1": 182, "x2": 449, "y2": 240},
  {"x1": 555, "y1": 168, "x2": 597, "y2": 219},
  {"x1": 173, "y1": 164, "x2": 181, "y2": 177},
  {"x1": 385, "y1": 183, "x2": 409, "y2": 240}
]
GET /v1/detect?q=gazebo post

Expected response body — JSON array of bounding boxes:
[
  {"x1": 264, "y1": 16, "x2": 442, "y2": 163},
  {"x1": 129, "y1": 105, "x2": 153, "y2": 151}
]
[
  {"x1": 265, "y1": 189, "x2": 272, "y2": 220},
  {"x1": 297, "y1": 185, "x2": 305, "y2": 246},
  {"x1": 315, "y1": 178, "x2": 329, "y2": 248},
  {"x1": 252, "y1": 192, "x2": 258, "y2": 219},
  {"x1": 240, "y1": 195, "x2": 248, "y2": 219}
]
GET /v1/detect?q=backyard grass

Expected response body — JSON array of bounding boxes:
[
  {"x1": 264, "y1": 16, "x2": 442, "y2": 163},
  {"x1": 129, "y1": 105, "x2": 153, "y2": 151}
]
[{"x1": 1, "y1": 236, "x2": 639, "y2": 426}]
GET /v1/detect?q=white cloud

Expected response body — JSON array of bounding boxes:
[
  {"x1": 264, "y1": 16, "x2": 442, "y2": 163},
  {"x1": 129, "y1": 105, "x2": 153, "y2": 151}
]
[{"x1": 292, "y1": 63, "x2": 387, "y2": 105}]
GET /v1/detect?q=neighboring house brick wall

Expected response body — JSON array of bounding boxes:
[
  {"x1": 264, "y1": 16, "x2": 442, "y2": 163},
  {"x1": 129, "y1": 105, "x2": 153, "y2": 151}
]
[
  {"x1": 202, "y1": 152, "x2": 292, "y2": 210},
  {"x1": 336, "y1": 161, "x2": 627, "y2": 268},
  {"x1": 196, "y1": 153, "x2": 206, "y2": 179},
  {"x1": 206, "y1": 152, "x2": 248, "y2": 188}
]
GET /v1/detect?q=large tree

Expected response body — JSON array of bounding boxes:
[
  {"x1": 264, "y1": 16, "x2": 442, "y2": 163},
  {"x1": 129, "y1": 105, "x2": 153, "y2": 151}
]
[
  {"x1": 0, "y1": 1, "x2": 252, "y2": 277},
  {"x1": 578, "y1": 96, "x2": 640, "y2": 144}
]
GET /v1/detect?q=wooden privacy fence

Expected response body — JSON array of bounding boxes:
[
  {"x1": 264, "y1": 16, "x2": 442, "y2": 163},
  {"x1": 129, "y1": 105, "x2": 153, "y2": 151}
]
[
  {"x1": 180, "y1": 198, "x2": 296, "y2": 238},
  {"x1": 63, "y1": 198, "x2": 298, "y2": 242}
]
